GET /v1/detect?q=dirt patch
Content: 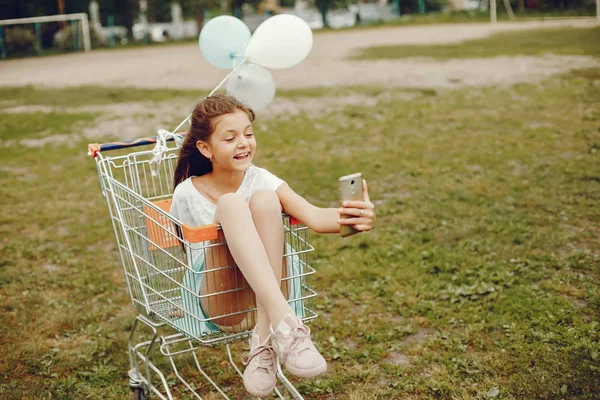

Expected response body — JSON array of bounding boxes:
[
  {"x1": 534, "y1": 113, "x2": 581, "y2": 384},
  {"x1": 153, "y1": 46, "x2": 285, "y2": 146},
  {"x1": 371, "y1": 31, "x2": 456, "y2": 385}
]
[
  {"x1": 400, "y1": 327, "x2": 434, "y2": 345},
  {"x1": 19, "y1": 133, "x2": 75, "y2": 147},
  {"x1": 4, "y1": 91, "x2": 414, "y2": 146},
  {"x1": 42, "y1": 263, "x2": 60, "y2": 273},
  {"x1": 76, "y1": 101, "x2": 194, "y2": 141},
  {"x1": 384, "y1": 352, "x2": 411, "y2": 366},
  {"x1": 2, "y1": 100, "x2": 193, "y2": 146},
  {"x1": 343, "y1": 338, "x2": 359, "y2": 350},
  {"x1": 0, "y1": 165, "x2": 30, "y2": 175},
  {"x1": 2, "y1": 105, "x2": 55, "y2": 114},
  {"x1": 261, "y1": 90, "x2": 416, "y2": 119}
]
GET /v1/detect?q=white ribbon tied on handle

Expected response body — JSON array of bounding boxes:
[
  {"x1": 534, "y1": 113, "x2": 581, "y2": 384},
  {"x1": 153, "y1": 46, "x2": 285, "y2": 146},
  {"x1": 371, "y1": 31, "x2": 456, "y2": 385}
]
[{"x1": 150, "y1": 129, "x2": 184, "y2": 177}]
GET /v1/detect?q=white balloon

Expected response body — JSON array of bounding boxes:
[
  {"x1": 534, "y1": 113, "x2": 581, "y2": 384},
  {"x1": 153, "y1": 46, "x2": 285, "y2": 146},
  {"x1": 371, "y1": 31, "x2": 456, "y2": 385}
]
[
  {"x1": 244, "y1": 14, "x2": 313, "y2": 69},
  {"x1": 226, "y1": 63, "x2": 276, "y2": 112}
]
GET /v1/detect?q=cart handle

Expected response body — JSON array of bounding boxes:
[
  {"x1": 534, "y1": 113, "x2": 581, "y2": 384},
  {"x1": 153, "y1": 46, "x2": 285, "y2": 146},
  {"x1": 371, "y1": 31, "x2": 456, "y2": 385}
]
[{"x1": 87, "y1": 132, "x2": 187, "y2": 158}]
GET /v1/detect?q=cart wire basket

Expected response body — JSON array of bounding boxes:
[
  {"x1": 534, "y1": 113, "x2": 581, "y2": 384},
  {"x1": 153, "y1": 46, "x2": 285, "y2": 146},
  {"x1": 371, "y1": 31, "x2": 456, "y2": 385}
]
[{"x1": 88, "y1": 136, "x2": 318, "y2": 400}]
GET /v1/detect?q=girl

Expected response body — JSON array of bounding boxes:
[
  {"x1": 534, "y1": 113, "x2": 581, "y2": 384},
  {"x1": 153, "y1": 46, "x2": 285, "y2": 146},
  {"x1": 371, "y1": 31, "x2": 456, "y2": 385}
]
[{"x1": 170, "y1": 94, "x2": 376, "y2": 397}]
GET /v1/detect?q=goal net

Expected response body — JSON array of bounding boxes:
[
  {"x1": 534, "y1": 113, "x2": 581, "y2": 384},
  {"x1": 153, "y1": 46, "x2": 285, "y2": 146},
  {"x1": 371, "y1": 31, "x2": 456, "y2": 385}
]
[{"x1": 0, "y1": 13, "x2": 90, "y2": 60}]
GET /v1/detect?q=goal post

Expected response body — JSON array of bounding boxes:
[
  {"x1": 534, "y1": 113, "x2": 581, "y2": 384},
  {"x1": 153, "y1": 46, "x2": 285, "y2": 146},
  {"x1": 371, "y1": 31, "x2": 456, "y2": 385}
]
[
  {"x1": 490, "y1": 0, "x2": 497, "y2": 24},
  {"x1": 489, "y1": 0, "x2": 516, "y2": 24},
  {"x1": 0, "y1": 12, "x2": 91, "y2": 58}
]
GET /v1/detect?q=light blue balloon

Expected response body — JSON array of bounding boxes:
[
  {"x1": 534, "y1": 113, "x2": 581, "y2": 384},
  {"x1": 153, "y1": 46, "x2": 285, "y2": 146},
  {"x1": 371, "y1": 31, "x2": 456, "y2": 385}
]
[{"x1": 199, "y1": 16, "x2": 251, "y2": 70}]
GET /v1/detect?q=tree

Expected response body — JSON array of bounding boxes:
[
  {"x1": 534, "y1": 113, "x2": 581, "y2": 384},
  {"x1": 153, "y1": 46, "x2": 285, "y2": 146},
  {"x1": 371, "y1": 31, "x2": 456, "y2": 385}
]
[
  {"x1": 57, "y1": 0, "x2": 65, "y2": 28},
  {"x1": 314, "y1": 0, "x2": 351, "y2": 27},
  {"x1": 315, "y1": 0, "x2": 330, "y2": 27},
  {"x1": 120, "y1": 0, "x2": 138, "y2": 38},
  {"x1": 179, "y1": 0, "x2": 220, "y2": 33}
]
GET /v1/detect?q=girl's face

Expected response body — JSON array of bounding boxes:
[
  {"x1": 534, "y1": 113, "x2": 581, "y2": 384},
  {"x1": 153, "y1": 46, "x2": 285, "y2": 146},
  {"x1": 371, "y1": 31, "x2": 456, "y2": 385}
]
[{"x1": 200, "y1": 109, "x2": 256, "y2": 173}]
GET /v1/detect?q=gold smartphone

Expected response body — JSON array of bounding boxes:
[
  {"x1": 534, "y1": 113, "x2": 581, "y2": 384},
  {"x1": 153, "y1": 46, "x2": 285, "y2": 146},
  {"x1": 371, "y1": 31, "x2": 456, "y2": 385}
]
[{"x1": 339, "y1": 172, "x2": 363, "y2": 238}]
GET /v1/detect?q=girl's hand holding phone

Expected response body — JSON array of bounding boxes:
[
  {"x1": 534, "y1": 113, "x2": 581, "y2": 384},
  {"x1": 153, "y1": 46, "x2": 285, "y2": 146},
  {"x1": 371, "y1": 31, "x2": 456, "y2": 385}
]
[{"x1": 338, "y1": 179, "x2": 376, "y2": 235}]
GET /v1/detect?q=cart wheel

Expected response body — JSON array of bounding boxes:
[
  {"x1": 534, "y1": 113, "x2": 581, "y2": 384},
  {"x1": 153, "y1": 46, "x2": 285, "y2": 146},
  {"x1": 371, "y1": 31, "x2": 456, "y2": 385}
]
[{"x1": 130, "y1": 386, "x2": 149, "y2": 400}]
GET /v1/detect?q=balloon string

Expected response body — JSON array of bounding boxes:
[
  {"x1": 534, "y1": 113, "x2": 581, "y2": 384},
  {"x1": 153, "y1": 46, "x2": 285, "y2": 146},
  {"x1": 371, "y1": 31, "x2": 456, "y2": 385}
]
[
  {"x1": 169, "y1": 58, "x2": 248, "y2": 135},
  {"x1": 208, "y1": 57, "x2": 247, "y2": 97}
]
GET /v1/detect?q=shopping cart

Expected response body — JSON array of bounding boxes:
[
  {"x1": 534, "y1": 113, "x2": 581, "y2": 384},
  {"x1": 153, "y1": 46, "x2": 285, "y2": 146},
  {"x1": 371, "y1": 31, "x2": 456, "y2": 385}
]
[{"x1": 88, "y1": 135, "x2": 318, "y2": 400}]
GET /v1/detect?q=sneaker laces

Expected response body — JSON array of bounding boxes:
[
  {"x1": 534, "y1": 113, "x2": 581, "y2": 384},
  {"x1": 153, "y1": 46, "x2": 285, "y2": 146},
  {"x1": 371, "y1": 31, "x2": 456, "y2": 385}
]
[
  {"x1": 277, "y1": 324, "x2": 312, "y2": 362},
  {"x1": 291, "y1": 324, "x2": 312, "y2": 353},
  {"x1": 242, "y1": 344, "x2": 275, "y2": 373}
]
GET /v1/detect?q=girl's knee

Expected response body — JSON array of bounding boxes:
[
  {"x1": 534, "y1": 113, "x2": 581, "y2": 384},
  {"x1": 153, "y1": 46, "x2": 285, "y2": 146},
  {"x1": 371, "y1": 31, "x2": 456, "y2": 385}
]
[
  {"x1": 216, "y1": 193, "x2": 246, "y2": 212},
  {"x1": 249, "y1": 189, "x2": 281, "y2": 215}
]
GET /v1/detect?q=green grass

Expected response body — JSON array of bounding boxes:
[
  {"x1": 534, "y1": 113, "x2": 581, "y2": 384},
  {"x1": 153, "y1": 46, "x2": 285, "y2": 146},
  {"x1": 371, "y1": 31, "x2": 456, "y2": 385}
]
[
  {"x1": 1, "y1": 66, "x2": 599, "y2": 399},
  {"x1": 0, "y1": 84, "x2": 395, "y2": 108},
  {"x1": 0, "y1": 111, "x2": 98, "y2": 141},
  {"x1": 375, "y1": 8, "x2": 598, "y2": 27},
  {"x1": 0, "y1": 85, "x2": 206, "y2": 108},
  {"x1": 0, "y1": 83, "x2": 404, "y2": 107},
  {"x1": 352, "y1": 26, "x2": 600, "y2": 60}
]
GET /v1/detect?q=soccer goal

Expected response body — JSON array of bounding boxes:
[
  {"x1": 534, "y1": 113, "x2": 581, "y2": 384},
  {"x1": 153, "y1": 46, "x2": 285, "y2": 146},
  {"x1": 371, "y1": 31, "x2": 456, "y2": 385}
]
[{"x1": 0, "y1": 13, "x2": 91, "y2": 60}]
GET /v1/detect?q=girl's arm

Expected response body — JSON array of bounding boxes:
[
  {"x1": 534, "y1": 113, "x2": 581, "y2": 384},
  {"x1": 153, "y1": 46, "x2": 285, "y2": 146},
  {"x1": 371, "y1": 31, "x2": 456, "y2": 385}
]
[{"x1": 276, "y1": 180, "x2": 376, "y2": 234}]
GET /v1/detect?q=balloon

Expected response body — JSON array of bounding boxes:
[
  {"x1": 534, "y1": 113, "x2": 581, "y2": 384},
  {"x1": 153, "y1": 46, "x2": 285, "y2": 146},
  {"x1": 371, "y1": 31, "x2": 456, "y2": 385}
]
[
  {"x1": 244, "y1": 14, "x2": 313, "y2": 69},
  {"x1": 226, "y1": 63, "x2": 275, "y2": 112},
  {"x1": 199, "y1": 16, "x2": 251, "y2": 69}
]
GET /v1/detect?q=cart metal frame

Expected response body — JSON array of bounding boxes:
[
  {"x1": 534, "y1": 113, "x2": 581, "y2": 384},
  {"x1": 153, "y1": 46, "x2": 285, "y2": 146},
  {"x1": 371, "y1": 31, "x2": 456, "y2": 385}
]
[{"x1": 89, "y1": 138, "x2": 318, "y2": 399}]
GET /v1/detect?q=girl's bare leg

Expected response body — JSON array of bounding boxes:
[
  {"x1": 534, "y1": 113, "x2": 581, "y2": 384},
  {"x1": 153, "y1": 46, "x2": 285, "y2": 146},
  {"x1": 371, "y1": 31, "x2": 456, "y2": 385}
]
[
  {"x1": 200, "y1": 229, "x2": 255, "y2": 330},
  {"x1": 248, "y1": 190, "x2": 285, "y2": 340},
  {"x1": 215, "y1": 193, "x2": 294, "y2": 331}
]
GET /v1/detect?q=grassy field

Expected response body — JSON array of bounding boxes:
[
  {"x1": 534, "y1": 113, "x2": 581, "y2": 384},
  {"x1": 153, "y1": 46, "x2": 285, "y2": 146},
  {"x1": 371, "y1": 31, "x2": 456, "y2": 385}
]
[
  {"x1": 377, "y1": 7, "x2": 598, "y2": 26},
  {"x1": 352, "y1": 26, "x2": 600, "y2": 60},
  {"x1": 1, "y1": 44, "x2": 600, "y2": 400}
]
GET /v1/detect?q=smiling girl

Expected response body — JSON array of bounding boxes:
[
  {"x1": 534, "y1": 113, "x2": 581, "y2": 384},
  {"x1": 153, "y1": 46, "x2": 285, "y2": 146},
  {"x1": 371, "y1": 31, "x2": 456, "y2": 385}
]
[{"x1": 170, "y1": 94, "x2": 376, "y2": 397}]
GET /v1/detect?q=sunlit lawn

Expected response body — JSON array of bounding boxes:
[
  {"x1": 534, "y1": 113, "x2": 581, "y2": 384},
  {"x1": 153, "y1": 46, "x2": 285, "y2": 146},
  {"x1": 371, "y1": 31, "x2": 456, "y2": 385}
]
[
  {"x1": 1, "y1": 65, "x2": 599, "y2": 400},
  {"x1": 352, "y1": 26, "x2": 600, "y2": 60}
]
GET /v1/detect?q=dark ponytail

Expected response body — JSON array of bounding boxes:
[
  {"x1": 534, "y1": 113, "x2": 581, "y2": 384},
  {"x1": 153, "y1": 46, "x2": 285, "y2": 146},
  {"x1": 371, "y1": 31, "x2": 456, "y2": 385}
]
[{"x1": 173, "y1": 94, "x2": 255, "y2": 189}]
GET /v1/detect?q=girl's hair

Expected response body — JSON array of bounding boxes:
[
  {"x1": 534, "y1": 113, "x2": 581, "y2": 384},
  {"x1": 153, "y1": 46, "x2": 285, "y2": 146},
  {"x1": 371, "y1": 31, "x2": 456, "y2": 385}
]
[{"x1": 173, "y1": 94, "x2": 255, "y2": 189}]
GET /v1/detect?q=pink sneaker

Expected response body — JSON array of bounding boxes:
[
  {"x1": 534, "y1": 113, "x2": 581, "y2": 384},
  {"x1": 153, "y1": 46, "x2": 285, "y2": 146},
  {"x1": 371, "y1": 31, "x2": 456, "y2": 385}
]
[
  {"x1": 271, "y1": 314, "x2": 327, "y2": 378},
  {"x1": 242, "y1": 332, "x2": 277, "y2": 397}
]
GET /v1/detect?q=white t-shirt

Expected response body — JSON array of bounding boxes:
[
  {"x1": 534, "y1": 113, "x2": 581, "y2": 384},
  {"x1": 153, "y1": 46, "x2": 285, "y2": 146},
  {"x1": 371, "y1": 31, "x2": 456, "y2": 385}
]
[{"x1": 169, "y1": 164, "x2": 285, "y2": 227}]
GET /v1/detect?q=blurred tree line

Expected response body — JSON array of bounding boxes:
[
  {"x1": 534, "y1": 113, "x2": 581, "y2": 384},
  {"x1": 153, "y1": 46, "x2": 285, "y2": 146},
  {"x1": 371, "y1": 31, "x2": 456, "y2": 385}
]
[
  {"x1": 0, "y1": 0, "x2": 592, "y2": 56},
  {"x1": 0, "y1": 0, "x2": 594, "y2": 34}
]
